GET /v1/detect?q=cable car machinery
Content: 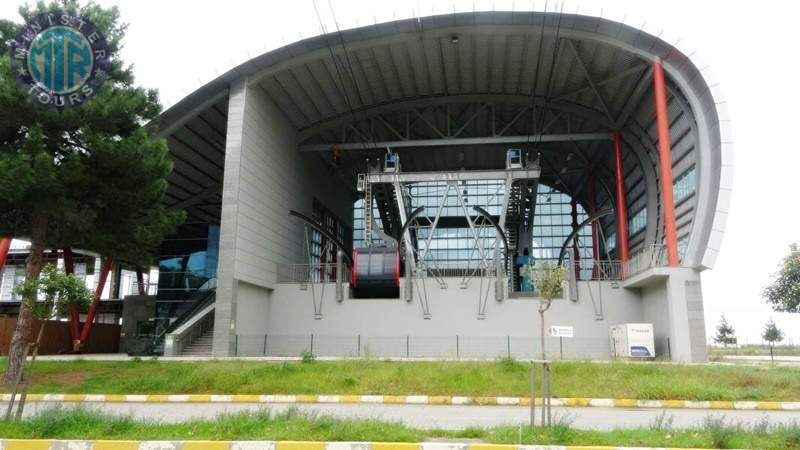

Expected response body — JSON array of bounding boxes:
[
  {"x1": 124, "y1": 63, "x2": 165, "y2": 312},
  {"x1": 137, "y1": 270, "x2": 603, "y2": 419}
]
[{"x1": 355, "y1": 149, "x2": 541, "y2": 319}]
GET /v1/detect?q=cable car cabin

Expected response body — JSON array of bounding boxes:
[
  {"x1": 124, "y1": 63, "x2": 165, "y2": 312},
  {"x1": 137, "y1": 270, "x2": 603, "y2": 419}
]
[{"x1": 351, "y1": 247, "x2": 400, "y2": 298}]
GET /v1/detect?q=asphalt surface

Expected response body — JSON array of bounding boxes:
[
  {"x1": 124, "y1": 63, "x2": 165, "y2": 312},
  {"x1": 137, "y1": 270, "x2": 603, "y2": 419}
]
[{"x1": 8, "y1": 402, "x2": 800, "y2": 430}]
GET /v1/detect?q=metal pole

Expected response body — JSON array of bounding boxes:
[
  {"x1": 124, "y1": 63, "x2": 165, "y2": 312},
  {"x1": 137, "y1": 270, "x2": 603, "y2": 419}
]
[
  {"x1": 540, "y1": 364, "x2": 546, "y2": 428},
  {"x1": 529, "y1": 361, "x2": 536, "y2": 429},
  {"x1": 560, "y1": 337, "x2": 563, "y2": 360},
  {"x1": 652, "y1": 60, "x2": 679, "y2": 267},
  {"x1": 234, "y1": 335, "x2": 238, "y2": 357},
  {"x1": 406, "y1": 335, "x2": 410, "y2": 358},
  {"x1": 507, "y1": 335, "x2": 511, "y2": 359},
  {"x1": 667, "y1": 337, "x2": 672, "y2": 360},
  {"x1": 263, "y1": 334, "x2": 268, "y2": 356},
  {"x1": 456, "y1": 335, "x2": 460, "y2": 359},
  {"x1": 588, "y1": 173, "x2": 600, "y2": 279},
  {"x1": 310, "y1": 333, "x2": 314, "y2": 356},
  {"x1": 358, "y1": 334, "x2": 361, "y2": 357},
  {"x1": 546, "y1": 362, "x2": 552, "y2": 426}
]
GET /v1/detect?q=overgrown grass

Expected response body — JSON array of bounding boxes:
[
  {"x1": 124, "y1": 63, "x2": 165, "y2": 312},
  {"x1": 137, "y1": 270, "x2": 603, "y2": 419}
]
[
  {"x1": 1, "y1": 407, "x2": 798, "y2": 449},
  {"x1": 4, "y1": 358, "x2": 800, "y2": 401}
]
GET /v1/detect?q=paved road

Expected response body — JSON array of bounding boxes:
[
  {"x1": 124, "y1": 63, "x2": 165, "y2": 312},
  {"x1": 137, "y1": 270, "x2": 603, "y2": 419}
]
[{"x1": 9, "y1": 402, "x2": 800, "y2": 430}]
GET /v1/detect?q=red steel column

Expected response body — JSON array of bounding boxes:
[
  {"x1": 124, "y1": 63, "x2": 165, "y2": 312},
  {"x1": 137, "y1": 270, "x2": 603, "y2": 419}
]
[
  {"x1": 77, "y1": 257, "x2": 113, "y2": 349},
  {"x1": 0, "y1": 238, "x2": 10, "y2": 270},
  {"x1": 612, "y1": 131, "x2": 630, "y2": 263},
  {"x1": 652, "y1": 60, "x2": 679, "y2": 267},
  {"x1": 588, "y1": 173, "x2": 600, "y2": 278},
  {"x1": 63, "y1": 248, "x2": 80, "y2": 343}
]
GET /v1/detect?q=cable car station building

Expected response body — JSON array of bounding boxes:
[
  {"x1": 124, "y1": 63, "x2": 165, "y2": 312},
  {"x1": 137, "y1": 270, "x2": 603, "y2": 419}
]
[{"x1": 154, "y1": 11, "x2": 731, "y2": 362}]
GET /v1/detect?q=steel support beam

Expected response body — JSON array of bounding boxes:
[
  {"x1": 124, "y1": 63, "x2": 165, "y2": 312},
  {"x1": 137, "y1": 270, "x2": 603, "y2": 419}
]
[
  {"x1": 0, "y1": 238, "x2": 10, "y2": 271},
  {"x1": 652, "y1": 60, "x2": 679, "y2": 267},
  {"x1": 366, "y1": 167, "x2": 540, "y2": 184},
  {"x1": 588, "y1": 173, "x2": 601, "y2": 278},
  {"x1": 612, "y1": 131, "x2": 630, "y2": 263},
  {"x1": 299, "y1": 132, "x2": 611, "y2": 152},
  {"x1": 77, "y1": 257, "x2": 113, "y2": 351},
  {"x1": 393, "y1": 182, "x2": 415, "y2": 302}
]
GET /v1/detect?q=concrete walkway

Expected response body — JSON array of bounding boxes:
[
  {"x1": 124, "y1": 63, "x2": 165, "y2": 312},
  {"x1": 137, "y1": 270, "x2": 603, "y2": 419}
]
[{"x1": 9, "y1": 401, "x2": 800, "y2": 431}]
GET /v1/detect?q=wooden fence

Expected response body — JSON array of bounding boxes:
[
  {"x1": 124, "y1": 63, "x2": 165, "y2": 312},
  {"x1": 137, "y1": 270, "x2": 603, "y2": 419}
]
[{"x1": 0, "y1": 318, "x2": 120, "y2": 355}]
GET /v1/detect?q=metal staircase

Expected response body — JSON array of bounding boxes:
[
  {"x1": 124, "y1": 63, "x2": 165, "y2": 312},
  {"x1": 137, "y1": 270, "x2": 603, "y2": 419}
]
[
  {"x1": 503, "y1": 179, "x2": 539, "y2": 292},
  {"x1": 504, "y1": 181, "x2": 523, "y2": 291}
]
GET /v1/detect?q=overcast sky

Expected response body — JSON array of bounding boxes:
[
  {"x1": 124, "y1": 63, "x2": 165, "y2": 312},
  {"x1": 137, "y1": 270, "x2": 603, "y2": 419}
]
[{"x1": 3, "y1": 0, "x2": 798, "y2": 342}]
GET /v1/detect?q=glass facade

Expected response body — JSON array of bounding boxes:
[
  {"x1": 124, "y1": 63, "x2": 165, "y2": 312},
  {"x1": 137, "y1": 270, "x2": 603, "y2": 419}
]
[
  {"x1": 531, "y1": 185, "x2": 593, "y2": 269},
  {"x1": 352, "y1": 182, "x2": 594, "y2": 271},
  {"x1": 308, "y1": 201, "x2": 349, "y2": 281},
  {"x1": 156, "y1": 223, "x2": 219, "y2": 327},
  {"x1": 629, "y1": 208, "x2": 647, "y2": 236},
  {"x1": 354, "y1": 180, "x2": 503, "y2": 269},
  {"x1": 673, "y1": 166, "x2": 697, "y2": 203},
  {"x1": 606, "y1": 231, "x2": 616, "y2": 254}
]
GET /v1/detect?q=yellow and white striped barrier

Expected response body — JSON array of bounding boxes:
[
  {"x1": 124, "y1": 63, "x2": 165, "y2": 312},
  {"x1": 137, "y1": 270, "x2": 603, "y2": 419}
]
[
  {"x1": 0, "y1": 440, "x2": 719, "y2": 450},
  {"x1": 4, "y1": 393, "x2": 800, "y2": 411}
]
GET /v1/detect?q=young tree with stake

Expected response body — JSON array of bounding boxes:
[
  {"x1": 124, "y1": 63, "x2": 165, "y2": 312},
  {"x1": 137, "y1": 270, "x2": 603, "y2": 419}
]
[
  {"x1": 762, "y1": 319, "x2": 784, "y2": 362},
  {"x1": 6, "y1": 264, "x2": 93, "y2": 419},
  {"x1": 522, "y1": 261, "x2": 567, "y2": 360}
]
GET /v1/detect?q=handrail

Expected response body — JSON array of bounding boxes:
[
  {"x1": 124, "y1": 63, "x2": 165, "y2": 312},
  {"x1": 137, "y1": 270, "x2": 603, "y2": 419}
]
[
  {"x1": 622, "y1": 244, "x2": 666, "y2": 278},
  {"x1": 152, "y1": 278, "x2": 217, "y2": 349},
  {"x1": 170, "y1": 302, "x2": 215, "y2": 336},
  {"x1": 163, "y1": 300, "x2": 215, "y2": 357},
  {"x1": 277, "y1": 264, "x2": 351, "y2": 283}
]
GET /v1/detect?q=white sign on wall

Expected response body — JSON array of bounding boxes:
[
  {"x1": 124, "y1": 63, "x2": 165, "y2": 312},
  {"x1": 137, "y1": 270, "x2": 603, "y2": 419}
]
[{"x1": 547, "y1": 325, "x2": 574, "y2": 338}]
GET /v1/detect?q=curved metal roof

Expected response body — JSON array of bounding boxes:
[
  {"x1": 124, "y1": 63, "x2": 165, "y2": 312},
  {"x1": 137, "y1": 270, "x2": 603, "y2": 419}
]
[{"x1": 158, "y1": 10, "x2": 732, "y2": 270}]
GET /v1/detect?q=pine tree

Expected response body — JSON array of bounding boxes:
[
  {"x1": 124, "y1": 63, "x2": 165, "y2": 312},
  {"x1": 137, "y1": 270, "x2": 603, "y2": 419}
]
[
  {"x1": 713, "y1": 315, "x2": 737, "y2": 348},
  {"x1": 762, "y1": 319, "x2": 784, "y2": 362},
  {"x1": 0, "y1": 1, "x2": 184, "y2": 384}
]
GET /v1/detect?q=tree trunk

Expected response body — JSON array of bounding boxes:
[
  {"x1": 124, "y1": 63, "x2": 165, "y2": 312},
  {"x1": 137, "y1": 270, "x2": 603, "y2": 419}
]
[
  {"x1": 4, "y1": 213, "x2": 47, "y2": 386},
  {"x1": 539, "y1": 309, "x2": 546, "y2": 361},
  {"x1": 14, "y1": 320, "x2": 46, "y2": 420}
]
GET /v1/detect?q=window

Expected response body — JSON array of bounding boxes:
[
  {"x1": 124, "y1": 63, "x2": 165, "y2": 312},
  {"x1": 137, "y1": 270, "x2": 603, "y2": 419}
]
[
  {"x1": 606, "y1": 231, "x2": 616, "y2": 253},
  {"x1": 678, "y1": 235, "x2": 690, "y2": 261},
  {"x1": 673, "y1": 166, "x2": 697, "y2": 203},
  {"x1": 353, "y1": 180, "x2": 503, "y2": 269},
  {"x1": 629, "y1": 208, "x2": 647, "y2": 236},
  {"x1": 532, "y1": 185, "x2": 594, "y2": 279},
  {"x1": 351, "y1": 182, "x2": 596, "y2": 275}
]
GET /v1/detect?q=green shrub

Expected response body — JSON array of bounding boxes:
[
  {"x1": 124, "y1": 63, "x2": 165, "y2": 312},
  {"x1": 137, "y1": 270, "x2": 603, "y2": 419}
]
[{"x1": 300, "y1": 351, "x2": 316, "y2": 363}]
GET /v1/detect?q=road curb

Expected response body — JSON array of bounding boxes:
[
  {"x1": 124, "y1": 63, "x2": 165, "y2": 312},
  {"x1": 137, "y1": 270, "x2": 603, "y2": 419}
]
[
  {"x1": 6, "y1": 393, "x2": 800, "y2": 411},
  {"x1": 0, "y1": 440, "x2": 721, "y2": 450}
]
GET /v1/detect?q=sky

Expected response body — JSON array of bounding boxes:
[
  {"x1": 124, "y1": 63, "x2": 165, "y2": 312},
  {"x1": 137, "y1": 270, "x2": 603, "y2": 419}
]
[{"x1": 3, "y1": 0, "x2": 799, "y2": 343}]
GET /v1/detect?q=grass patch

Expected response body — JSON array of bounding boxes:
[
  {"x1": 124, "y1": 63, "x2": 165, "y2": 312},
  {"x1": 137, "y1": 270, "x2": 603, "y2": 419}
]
[
  {"x1": 1, "y1": 407, "x2": 798, "y2": 449},
  {"x1": 4, "y1": 358, "x2": 800, "y2": 401}
]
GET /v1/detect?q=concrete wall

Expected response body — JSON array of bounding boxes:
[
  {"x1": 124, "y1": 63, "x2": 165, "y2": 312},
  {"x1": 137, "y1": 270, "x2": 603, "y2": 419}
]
[
  {"x1": 214, "y1": 79, "x2": 352, "y2": 356},
  {"x1": 230, "y1": 278, "x2": 647, "y2": 359},
  {"x1": 628, "y1": 267, "x2": 708, "y2": 363}
]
